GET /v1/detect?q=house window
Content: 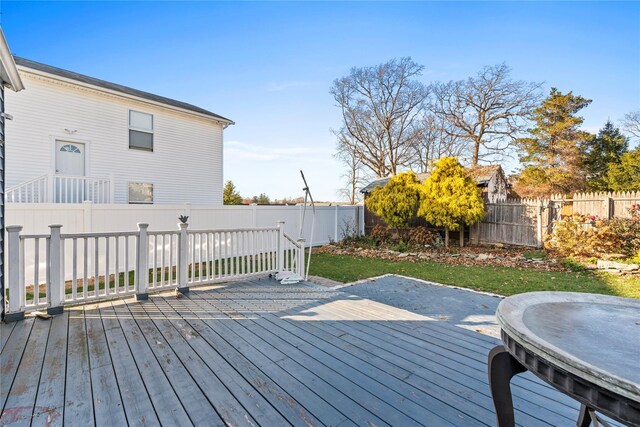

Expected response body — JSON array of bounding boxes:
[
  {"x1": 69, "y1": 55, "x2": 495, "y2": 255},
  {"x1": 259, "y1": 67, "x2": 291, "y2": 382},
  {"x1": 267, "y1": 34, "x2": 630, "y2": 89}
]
[
  {"x1": 128, "y1": 182, "x2": 153, "y2": 204},
  {"x1": 129, "y1": 110, "x2": 153, "y2": 151}
]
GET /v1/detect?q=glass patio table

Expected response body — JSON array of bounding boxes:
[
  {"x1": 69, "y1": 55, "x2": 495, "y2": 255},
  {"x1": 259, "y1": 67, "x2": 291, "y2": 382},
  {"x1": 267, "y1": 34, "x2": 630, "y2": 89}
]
[{"x1": 488, "y1": 292, "x2": 640, "y2": 427}]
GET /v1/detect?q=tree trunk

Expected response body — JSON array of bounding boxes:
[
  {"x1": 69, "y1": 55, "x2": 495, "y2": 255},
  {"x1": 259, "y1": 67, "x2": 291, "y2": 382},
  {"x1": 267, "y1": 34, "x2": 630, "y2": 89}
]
[
  {"x1": 445, "y1": 228, "x2": 449, "y2": 247},
  {"x1": 472, "y1": 141, "x2": 480, "y2": 167},
  {"x1": 460, "y1": 226, "x2": 464, "y2": 248}
]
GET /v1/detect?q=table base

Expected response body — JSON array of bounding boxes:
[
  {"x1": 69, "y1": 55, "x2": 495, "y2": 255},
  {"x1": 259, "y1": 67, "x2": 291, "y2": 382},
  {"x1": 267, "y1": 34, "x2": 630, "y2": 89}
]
[{"x1": 488, "y1": 331, "x2": 640, "y2": 427}]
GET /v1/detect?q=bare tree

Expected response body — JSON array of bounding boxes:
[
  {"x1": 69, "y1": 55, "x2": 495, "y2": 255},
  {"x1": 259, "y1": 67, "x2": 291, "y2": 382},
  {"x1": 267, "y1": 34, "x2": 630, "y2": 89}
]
[
  {"x1": 622, "y1": 111, "x2": 640, "y2": 139},
  {"x1": 331, "y1": 57, "x2": 429, "y2": 177},
  {"x1": 430, "y1": 63, "x2": 541, "y2": 166},
  {"x1": 410, "y1": 114, "x2": 469, "y2": 173},
  {"x1": 334, "y1": 131, "x2": 370, "y2": 204}
]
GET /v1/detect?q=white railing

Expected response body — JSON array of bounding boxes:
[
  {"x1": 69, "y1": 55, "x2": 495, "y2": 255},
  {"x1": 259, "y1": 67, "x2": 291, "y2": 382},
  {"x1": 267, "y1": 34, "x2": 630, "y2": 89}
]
[
  {"x1": 6, "y1": 173, "x2": 113, "y2": 203},
  {"x1": 4, "y1": 221, "x2": 304, "y2": 320}
]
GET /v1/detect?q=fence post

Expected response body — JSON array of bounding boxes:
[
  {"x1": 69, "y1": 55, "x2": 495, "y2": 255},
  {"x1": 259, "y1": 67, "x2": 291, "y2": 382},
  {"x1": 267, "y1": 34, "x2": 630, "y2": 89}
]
[
  {"x1": 536, "y1": 199, "x2": 544, "y2": 248},
  {"x1": 136, "y1": 223, "x2": 149, "y2": 301},
  {"x1": 606, "y1": 195, "x2": 614, "y2": 219},
  {"x1": 48, "y1": 224, "x2": 64, "y2": 315},
  {"x1": 177, "y1": 222, "x2": 189, "y2": 294},
  {"x1": 297, "y1": 238, "x2": 306, "y2": 279},
  {"x1": 5, "y1": 225, "x2": 24, "y2": 322},
  {"x1": 277, "y1": 221, "x2": 285, "y2": 273}
]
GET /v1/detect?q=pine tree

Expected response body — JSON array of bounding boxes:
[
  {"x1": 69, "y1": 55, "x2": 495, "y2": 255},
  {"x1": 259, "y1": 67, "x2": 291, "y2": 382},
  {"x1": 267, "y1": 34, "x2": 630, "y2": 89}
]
[
  {"x1": 606, "y1": 147, "x2": 640, "y2": 191},
  {"x1": 515, "y1": 88, "x2": 592, "y2": 196},
  {"x1": 365, "y1": 172, "x2": 422, "y2": 231},
  {"x1": 582, "y1": 121, "x2": 628, "y2": 191},
  {"x1": 418, "y1": 157, "x2": 485, "y2": 247},
  {"x1": 223, "y1": 181, "x2": 243, "y2": 205}
]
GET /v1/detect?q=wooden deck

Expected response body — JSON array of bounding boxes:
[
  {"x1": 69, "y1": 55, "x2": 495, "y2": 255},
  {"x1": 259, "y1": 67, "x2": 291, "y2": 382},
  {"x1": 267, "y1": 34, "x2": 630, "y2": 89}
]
[{"x1": 1, "y1": 278, "x2": 597, "y2": 426}]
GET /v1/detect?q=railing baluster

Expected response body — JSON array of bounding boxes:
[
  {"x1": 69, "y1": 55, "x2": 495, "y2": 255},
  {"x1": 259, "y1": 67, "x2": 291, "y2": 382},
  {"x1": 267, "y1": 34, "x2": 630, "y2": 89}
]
[
  {"x1": 125, "y1": 236, "x2": 130, "y2": 292},
  {"x1": 33, "y1": 238, "x2": 40, "y2": 306},
  {"x1": 105, "y1": 237, "x2": 110, "y2": 296},
  {"x1": 160, "y1": 234, "x2": 165, "y2": 287},
  {"x1": 72, "y1": 238, "x2": 78, "y2": 300},
  {"x1": 168, "y1": 234, "x2": 174, "y2": 286},
  {"x1": 115, "y1": 236, "x2": 120, "y2": 294},
  {"x1": 152, "y1": 235, "x2": 158, "y2": 288},
  {"x1": 94, "y1": 237, "x2": 99, "y2": 296},
  {"x1": 83, "y1": 238, "x2": 88, "y2": 299}
]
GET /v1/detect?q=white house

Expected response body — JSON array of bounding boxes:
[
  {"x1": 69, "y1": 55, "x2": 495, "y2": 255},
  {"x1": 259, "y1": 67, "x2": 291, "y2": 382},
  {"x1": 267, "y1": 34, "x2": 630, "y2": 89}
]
[{"x1": 5, "y1": 57, "x2": 233, "y2": 205}]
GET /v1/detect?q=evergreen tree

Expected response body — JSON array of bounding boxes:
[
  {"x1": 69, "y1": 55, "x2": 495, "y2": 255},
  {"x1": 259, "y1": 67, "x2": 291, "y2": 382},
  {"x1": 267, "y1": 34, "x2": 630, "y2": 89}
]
[
  {"x1": 582, "y1": 121, "x2": 628, "y2": 191},
  {"x1": 251, "y1": 193, "x2": 271, "y2": 204},
  {"x1": 606, "y1": 147, "x2": 640, "y2": 191},
  {"x1": 365, "y1": 172, "x2": 422, "y2": 230},
  {"x1": 418, "y1": 157, "x2": 485, "y2": 247},
  {"x1": 223, "y1": 180, "x2": 243, "y2": 205},
  {"x1": 515, "y1": 88, "x2": 592, "y2": 196}
]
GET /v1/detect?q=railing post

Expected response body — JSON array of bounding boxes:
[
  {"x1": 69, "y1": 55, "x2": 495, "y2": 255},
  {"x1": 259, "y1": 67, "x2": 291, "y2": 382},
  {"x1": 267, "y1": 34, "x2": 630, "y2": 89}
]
[
  {"x1": 136, "y1": 223, "x2": 149, "y2": 301},
  {"x1": 177, "y1": 222, "x2": 189, "y2": 294},
  {"x1": 5, "y1": 225, "x2": 24, "y2": 322},
  {"x1": 48, "y1": 224, "x2": 64, "y2": 315},
  {"x1": 297, "y1": 238, "x2": 306, "y2": 280},
  {"x1": 276, "y1": 221, "x2": 285, "y2": 273},
  {"x1": 47, "y1": 172, "x2": 55, "y2": 203}
]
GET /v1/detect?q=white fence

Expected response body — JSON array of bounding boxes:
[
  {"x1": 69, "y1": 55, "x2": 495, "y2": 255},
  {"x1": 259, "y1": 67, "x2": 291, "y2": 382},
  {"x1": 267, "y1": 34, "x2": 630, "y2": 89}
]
[
  {"x1": 4, "y1": 221, "x2": 304, "y2": 320},
  {"x1": 6, "y1": 174, "x2": 113, "y2": 203},
  {"x1": 6, "y1": 202, "x2": 364, "y2": 245}
]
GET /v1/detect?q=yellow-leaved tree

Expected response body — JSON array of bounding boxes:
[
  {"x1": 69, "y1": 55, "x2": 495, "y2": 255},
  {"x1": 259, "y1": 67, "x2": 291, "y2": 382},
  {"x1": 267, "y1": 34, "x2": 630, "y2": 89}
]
[
  {"x1": 419, "y1": 157, "x2": 485, "y2": 247},
  {"x1": 366, "y1": 172, "x2": 422, "y2": 232}
]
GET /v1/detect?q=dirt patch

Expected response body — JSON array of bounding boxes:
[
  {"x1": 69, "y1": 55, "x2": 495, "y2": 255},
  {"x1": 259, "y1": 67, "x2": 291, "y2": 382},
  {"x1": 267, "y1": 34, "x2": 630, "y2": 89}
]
[{"x1": 315, "y1": 244, "x2": 567, "y2": 271}]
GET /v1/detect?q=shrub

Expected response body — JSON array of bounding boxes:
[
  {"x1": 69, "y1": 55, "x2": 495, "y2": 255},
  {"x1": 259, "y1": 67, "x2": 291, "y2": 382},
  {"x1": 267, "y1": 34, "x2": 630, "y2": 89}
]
[
  {"x1": 545, "y1": 207, "x2": 640, "y2": 259},
  {"x1": 408, "y1": 226, "x2": 439, "y2": 247},
  {"x1": 369, "y1": 224, "x2": 390, "y2": 245},
  {"x1": 366, "y1": 172, "x2": 422, "y2": 230}
]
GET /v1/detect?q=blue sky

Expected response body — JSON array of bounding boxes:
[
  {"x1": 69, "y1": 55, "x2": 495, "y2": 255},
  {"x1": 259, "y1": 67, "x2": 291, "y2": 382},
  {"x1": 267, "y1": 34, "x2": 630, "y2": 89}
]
[{"x1": 4, "y1": 1, "x2": 639, "y2": 201}]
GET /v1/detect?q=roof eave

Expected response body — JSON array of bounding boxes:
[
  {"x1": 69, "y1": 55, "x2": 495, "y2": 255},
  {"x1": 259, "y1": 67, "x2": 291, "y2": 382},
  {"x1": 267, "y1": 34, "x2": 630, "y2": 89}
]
[
  {"x1": 17, "y1": 64, "x2": 234, "y2": 126},
  {"x1": 0, "y1": 28, "x2": 24, "y2": 92}
]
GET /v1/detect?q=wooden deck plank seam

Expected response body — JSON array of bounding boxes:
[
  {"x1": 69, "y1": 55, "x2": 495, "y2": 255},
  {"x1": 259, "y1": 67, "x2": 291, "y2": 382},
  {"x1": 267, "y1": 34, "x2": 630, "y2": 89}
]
[
  {"x1": 138, "y1": 297, "x2": 266, "y2": 426},
  {"x1": 161, "y1": 295, "x2": 329, "y2": 427},
  {"x1": 133, "y1": 300, "x2": 243, "y2": 426},
  {"x1": 169, "y1": 292, "x2": 392, "y2": 427},
  {"x1": 235, "y1": 283, "x2": 580, "y2": 424},
  {"x1": 150, "y1": 299, "x2": 298, "y2": 425},
  {"x1": 200, "y1": 287, "x2": 465, "y2": 427},
  {"x1": 0, "y1": 320, "x2": 33, "y2": 414},
  {"x1": 109, "y1": 301, "x2": 195, "y2": 427}
]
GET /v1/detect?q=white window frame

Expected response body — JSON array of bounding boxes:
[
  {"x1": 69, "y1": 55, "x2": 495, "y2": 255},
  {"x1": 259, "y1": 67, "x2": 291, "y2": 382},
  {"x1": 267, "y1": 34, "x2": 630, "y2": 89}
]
[
  {"x1": 128, "y1": 182, "x2": 154, "y2": 204},
  {"x1": 128, "y1": 110, "x2": 154, "y2": 152}
]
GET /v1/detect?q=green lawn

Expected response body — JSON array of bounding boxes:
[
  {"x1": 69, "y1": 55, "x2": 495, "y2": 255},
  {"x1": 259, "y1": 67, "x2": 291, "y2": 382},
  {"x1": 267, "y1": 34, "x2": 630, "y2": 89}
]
[{"x1": 308, "y1": 252, "x2": 640, "y2": 299}]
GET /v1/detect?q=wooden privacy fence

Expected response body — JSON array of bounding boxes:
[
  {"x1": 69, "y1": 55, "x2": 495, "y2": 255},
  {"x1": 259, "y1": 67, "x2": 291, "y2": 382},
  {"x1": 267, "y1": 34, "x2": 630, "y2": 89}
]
[
  {"x1": 4, "y1": 221, "x2": 305, "y2": 321},
  {"x1": 549, "y1": 191, "x2": 640, "y2": 219},
  {"x1": 470, "y1": 191, "x2": 640, "y2": 248}
]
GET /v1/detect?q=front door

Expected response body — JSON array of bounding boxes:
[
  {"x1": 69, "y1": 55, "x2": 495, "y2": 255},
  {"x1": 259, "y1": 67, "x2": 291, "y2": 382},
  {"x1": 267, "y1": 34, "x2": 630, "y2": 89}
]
[{"x1": 55, "y1": 141, "x2": 85, "y2": 202}]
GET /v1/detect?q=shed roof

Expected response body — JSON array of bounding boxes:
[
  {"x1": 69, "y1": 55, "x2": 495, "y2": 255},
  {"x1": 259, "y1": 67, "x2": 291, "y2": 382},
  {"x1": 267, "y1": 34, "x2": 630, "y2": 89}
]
[
  {"x1": 360, "y1": 165, "x2": 504, "y2": 193},
  {"x1": 14, "y1": 56, "x2": 233, "y2": 124}
]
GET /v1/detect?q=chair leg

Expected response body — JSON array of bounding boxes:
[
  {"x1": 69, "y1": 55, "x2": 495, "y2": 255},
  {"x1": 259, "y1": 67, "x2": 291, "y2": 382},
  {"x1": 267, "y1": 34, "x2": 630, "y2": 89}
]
[{"x1": 488, "y1": 345, "x2": 527, "y2": 427}]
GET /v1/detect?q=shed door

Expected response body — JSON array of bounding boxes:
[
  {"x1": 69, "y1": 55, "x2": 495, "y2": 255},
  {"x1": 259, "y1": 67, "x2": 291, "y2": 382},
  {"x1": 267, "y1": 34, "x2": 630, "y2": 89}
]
[{"x1": 55, "y1": 142, "x2": 85, "y2": 202}]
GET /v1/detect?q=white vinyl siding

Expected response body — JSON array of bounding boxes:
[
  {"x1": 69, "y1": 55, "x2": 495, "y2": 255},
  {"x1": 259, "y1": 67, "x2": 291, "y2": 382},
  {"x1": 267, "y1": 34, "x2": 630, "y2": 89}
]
[{"x1": 5, "y1": 71, "x2": 224, "y2": 205}]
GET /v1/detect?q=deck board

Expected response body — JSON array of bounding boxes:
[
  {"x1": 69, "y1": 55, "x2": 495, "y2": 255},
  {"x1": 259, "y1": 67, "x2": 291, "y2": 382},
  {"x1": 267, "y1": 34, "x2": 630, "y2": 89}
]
[
  {"x1": 32, "y1": 311, "x2": 69, "y2": 427},
  {"x1": 1, "y1": 278, "x2": 619, "y2": 426},
  {"x1": 63, "y1": 308, "x2": 94, "y2": 427},
  {"x1": 0, "y1": 316, "x2": 50, "y2": 426}
]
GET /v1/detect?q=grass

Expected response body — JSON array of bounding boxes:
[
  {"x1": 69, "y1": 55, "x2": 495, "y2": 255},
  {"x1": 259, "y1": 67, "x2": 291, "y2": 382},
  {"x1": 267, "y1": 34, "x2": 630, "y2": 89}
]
[{"x1": 308, "y1": 252, "x2": 640, "y2": 299}]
